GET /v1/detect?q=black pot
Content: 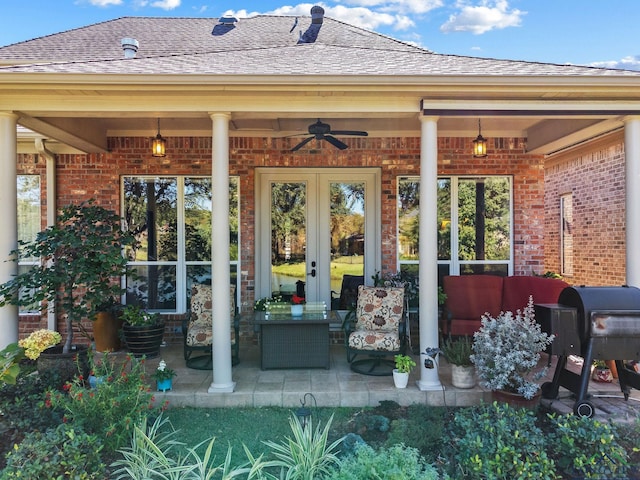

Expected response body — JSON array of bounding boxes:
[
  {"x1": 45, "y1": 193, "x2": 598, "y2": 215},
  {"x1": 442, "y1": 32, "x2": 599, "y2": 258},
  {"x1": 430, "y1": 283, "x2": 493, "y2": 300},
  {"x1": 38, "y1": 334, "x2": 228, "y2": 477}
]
[
  {"x1": 37, "y1": 345, "x2": 89, "y2": 386},
  {"x1": 122, "y1": 323, "x2": 165, "y2": 358}
]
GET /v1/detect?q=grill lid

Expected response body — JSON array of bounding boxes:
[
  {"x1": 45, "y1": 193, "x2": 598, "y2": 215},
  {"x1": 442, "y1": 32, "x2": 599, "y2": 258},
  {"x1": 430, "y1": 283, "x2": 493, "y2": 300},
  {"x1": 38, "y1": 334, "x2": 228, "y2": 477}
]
[{"x1": 558, "y1": 285, "x2": 640, "y2": 341}]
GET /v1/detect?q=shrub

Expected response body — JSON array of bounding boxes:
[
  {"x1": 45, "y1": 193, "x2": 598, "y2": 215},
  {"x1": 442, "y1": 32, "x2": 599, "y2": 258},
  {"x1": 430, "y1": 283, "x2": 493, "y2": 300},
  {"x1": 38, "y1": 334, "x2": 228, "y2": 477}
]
[
  {"x1": 445, "y1": 402, "x2": 557, "y2": 479},
  {"x1": 385, "y1": 404, "x2": 447, "y2": 463},
  {"x1": 43, "y1": 352, "x2": 160, "y2": 453},
  {"x1": 2, "y1": 424, "x2": 106, "y2": 479},
  {"x1": 328, "y1": 443, "x2": 440, "y2": 480},
  {"x1": 546, "y1": 413, "x2": 629, "y2": 478}
]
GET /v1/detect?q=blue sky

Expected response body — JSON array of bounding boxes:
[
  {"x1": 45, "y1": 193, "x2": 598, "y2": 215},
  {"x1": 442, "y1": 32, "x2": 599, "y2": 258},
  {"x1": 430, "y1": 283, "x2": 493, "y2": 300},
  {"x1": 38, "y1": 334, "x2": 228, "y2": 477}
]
[{"x1": 1, "y1": 0, "x2": 639, "y2": 70}]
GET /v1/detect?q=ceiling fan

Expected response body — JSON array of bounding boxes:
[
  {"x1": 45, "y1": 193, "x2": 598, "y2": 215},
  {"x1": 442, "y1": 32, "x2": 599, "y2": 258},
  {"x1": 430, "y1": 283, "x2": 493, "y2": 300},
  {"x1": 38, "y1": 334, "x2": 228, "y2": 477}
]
[{"x1": 290, "y1": 119, "x2": 368, "y2": 152}]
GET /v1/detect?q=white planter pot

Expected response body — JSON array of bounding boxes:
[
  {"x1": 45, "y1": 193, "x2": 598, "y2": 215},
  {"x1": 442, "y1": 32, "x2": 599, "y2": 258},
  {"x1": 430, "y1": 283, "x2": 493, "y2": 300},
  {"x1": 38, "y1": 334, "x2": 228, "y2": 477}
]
[
  {"x1": 392, "y1": 369, "x2": 410, "y2": 388},
  {"x1": 290, "y1": 304, "x2": 304, "y2": 317},
  {"x1": 451, "y1": 364, "x2": 476, "y2": 389}
]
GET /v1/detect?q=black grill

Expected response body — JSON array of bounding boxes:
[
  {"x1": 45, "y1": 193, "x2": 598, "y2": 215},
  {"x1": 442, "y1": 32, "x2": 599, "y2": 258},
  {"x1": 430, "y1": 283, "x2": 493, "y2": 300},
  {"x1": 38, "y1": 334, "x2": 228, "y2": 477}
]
[{"x1": 539, "y1": 285, "x2": 640, "y2": 417}]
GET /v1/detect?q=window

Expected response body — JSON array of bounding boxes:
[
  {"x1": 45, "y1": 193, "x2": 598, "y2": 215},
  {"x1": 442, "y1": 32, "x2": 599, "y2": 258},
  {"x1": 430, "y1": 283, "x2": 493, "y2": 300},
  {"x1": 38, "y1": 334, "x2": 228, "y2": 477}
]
[
  {"x1": 17, "y1": 175, "x2": 41, "y2": 313},
  {"x1": 398, "y1": 176, "x2": 513, "y2": 285},
  {"x1": 123, "y1": 176, "x2": 239, "y2": 312},
  {"x1": 560, "y1": 193, "x2": 573, "y2": 276}
]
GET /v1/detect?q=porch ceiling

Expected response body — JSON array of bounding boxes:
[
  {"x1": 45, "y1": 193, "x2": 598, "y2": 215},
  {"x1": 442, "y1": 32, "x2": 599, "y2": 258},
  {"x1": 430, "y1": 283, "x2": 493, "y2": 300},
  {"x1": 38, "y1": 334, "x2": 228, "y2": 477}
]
[
  {"x1": 10, "y1": 85, "x2": 638, "y2": 156},
  {"x1": 15, "y1": 111, "x2": 627, "y2": 157}
]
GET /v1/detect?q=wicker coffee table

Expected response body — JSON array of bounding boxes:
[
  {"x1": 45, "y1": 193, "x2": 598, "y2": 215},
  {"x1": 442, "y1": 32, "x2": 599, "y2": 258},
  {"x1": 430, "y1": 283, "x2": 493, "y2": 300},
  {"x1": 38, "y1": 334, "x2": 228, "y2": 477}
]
[{"x1": 254, "y1": 311, "x2": 333, "y2": 370}]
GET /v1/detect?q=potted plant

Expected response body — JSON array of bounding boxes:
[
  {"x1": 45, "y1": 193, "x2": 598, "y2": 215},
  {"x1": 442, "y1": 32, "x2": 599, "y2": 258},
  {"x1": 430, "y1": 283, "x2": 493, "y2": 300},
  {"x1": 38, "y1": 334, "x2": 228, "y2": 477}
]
[
  {"x1": 393, "y1": 354, "x2": 416, "y2": 388},
  {"x1": 290, "y1": 294, "x2": 306, "y2": 317},
  {"x1": 0, "y1": 200, "x2": 137, "y2": 356},
  {"x1": 121, "y1": 305, "x2": 164, "y2": 358},
  {"x1": 153, "y1": 359, "x2": 176, "y2": 392},
  {"x1": 441, "y1": 335, "x2": 475, "y2": 388},
  {"x1": 471, "y1": 297, "x2": 554, "y2": 406}
]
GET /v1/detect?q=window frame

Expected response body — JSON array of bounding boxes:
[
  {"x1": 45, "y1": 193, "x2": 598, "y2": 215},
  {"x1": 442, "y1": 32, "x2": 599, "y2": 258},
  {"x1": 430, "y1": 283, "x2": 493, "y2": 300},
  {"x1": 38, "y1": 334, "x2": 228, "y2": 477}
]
[
  {"x1": 121, "y1": 175, "x2": 240, "y2": 314},
  {"x1": 397, "y1": 175, "x2": 514, "y2": 280}
]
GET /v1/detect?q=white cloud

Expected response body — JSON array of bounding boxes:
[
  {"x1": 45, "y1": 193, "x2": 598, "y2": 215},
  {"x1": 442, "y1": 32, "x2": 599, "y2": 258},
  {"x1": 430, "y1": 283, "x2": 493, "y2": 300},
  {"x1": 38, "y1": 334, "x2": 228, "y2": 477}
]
[
  {"x1": 336, "y1": 0, "x2": 443, "y2": 15},
  {"x1": 440, "y1": 0, "x2": 525, "y2": 35},
  {"x1": 225, "y1": 3, "x2": 415, "y2": 32},
  {"x1": 87, "y1": 0, "x2": 123, "y2": 6},
  {"x1": 150, "y1": 0, "x2": 180, "y2": 10},
  {"x1": 590, "y1": 56, "x2": 640, "y2": 71}
]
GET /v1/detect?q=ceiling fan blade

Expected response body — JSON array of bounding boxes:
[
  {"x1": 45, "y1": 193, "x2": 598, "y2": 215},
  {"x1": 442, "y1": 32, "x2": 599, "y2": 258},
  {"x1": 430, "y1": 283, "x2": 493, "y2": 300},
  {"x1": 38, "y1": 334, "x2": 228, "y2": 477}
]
[
  {"x1": 291, "y1": 136, "x2": 314, "y2": 152},
  {"x1": 324, "y1": 135, "x2": 348, "y2": 150},
  {"x1": 329, "y1": 130, "x2": 368, "y2": 137}
]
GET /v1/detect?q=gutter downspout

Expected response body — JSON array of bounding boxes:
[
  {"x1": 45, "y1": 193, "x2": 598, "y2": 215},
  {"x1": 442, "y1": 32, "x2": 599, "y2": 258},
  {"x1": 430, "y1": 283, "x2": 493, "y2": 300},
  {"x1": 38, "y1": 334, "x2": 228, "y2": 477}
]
[{"x1": 35, "y1": 138, "x2": 57, "y2": 331}]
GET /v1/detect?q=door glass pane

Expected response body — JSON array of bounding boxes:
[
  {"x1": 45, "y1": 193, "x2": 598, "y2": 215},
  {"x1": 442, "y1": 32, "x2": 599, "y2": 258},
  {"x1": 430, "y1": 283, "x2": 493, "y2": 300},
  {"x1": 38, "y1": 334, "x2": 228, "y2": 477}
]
[
  {"x1": 330, "y1": 182, "x2": 365, "y2": 299},
  {"x1": 458, "y1": 177, "x2": 510, "y2": 262},
  {"x1": 271, "y1": 182, "x2": 306, "y2": 299}
]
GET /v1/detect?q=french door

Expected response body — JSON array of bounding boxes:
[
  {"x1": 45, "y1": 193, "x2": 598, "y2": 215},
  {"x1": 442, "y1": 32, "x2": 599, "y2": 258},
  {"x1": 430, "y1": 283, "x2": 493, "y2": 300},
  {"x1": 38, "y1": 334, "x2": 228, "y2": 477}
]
[{"x1": 256, "y1": 168, "x2": 380, "y2": 307}]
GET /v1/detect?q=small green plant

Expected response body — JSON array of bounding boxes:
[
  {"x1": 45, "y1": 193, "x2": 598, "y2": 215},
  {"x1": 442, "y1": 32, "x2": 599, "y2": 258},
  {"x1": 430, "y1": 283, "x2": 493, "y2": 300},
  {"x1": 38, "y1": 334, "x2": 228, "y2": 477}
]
[
  {"x1": 394, "y1": 354, "x2": 416, "y2": 373},
  {"x1": 328, "y1": 443, "x2": 440, "y2": 480},
  {"x1": 261, "y1": 415, "x2": 344, "y2": 480},
  {"x1": 254, "y1": 294, "x2": 284, "y2": 311},
  {"x1": 152, "y1": 359, "x2": 176, "y2": 382},
  {"x1": 43, "y1": 352, "x2": 160, "y2": 453},
  {"x1": 121, "y1": 304, "x2": 161, "y2": 326},
  {"x1": 445, "y1": 401, "x2": 557, "y2": 479},
  {"x1": 440, "y1": 335, "x2": 473, "y2": 366},
  {"x1": 547, "y1": 413, "x2": 629, "y2": 478},
  {"x1": 2, "y1": 424, "x2": 106, "y2": 479}
]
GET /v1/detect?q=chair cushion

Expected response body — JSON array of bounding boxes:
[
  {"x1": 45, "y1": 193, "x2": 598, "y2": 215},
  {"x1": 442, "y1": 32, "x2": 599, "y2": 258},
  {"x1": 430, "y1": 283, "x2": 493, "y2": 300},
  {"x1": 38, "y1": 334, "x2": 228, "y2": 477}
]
[
  {"x1": 348, "y1": 329, "x2": 401, "y2": 351},
  {"x1": 501, "y1": 276, "x2": 568, "y2": 313},
  {"x1": 186, "y1": 284, "x2": 236, "y2": 347},
  {"x1": 355, "y1": 285, "x2": 404, "y2": 332}
]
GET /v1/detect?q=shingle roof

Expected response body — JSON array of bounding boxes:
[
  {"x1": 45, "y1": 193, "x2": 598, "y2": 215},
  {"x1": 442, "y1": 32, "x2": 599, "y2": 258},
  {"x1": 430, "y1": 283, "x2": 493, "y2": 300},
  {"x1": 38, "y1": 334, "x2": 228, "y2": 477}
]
[{"x1": 0, "y1": 15, "x2": 638, "y2": 78}]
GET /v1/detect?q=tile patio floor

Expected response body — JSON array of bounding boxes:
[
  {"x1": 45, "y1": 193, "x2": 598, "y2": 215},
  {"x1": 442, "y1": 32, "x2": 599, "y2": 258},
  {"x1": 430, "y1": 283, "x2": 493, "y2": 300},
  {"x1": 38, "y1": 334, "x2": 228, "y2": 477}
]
[{"x1": 141, "y1": 342, "x2": 640, "y2": 424}]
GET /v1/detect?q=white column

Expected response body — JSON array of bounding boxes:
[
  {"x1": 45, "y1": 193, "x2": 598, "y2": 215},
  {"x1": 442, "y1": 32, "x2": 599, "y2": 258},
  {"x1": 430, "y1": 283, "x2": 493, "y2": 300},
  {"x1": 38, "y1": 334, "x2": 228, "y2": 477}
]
[
  {"x1": 625, "y1": 116, "x2": 640, "y2": 287},
  {"x1": 0, "y1": 112, "x2": 19, "y2": 349},
  {"x1": 417, "y1": 116, "x2": 442, "y2": 391},
  {"x1": 208, "y1": 112, "x2": 235, "y2": 393}
]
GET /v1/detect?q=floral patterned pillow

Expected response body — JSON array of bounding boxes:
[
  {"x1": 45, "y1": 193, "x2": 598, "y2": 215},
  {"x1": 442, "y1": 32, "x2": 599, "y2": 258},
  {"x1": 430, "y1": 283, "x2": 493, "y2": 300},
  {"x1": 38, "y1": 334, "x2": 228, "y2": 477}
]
[{"x1": 355, "y1": 285, "x2": 404, "y2": 332}]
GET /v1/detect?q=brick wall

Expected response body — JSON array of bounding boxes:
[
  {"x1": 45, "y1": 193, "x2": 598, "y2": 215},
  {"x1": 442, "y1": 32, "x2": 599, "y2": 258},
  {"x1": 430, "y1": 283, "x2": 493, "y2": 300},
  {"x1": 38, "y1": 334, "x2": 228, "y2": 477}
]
[
  {"x1": 544, "y1": 132, "x2": 626, "y2": 286},
  {"x1": 16, "y1": 134, "x2": 544, "y2": 343}
]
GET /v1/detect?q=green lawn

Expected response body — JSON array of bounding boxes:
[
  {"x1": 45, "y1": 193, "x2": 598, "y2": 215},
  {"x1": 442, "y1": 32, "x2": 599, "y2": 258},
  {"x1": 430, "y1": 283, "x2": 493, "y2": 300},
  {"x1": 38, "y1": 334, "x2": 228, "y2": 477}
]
[{"x1": 272, "y1": 256, "x2": 364, "y2": 283}]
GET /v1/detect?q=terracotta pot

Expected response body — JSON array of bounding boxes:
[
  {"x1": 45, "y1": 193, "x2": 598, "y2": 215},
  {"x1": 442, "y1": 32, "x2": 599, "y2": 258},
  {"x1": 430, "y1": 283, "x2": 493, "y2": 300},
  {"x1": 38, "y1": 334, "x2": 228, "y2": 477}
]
[
  {"x1": 451, "y1": 364, "x2": 476, "y2": 389},
  {"x1": 37, "y1": 345, "x2": 89, "y2": 386},
  {"x1": 492, "y1": 388, "x2": 541, "y2": 410},
  {"x1": 93, "y1": 311, "x2": 123, "y2": 352}
]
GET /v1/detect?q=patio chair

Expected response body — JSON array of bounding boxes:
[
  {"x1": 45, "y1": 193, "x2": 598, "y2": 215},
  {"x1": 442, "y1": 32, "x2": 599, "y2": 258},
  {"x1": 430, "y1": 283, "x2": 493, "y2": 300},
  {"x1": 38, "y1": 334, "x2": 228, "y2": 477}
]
[
  {"x1": 183, "y1": 283, "x2": 239, "y2": 370},
  {"x1": 344, "y1": 285, "x2": 407, "y2": 375},
  {"x1": 331, "y1": 274, "x2": 364, "y2": 310}
]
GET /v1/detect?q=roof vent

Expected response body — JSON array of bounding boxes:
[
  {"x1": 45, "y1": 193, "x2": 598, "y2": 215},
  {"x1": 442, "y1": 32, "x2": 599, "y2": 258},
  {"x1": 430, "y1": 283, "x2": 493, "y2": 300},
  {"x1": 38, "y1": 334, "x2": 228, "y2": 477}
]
[
  {"x1": 311, "y1": 6, "x2": 324, "y2": 24},
  {"x1": 121, "y1": 38, "x2": 139, "y2": 59},
  {"x1": 219, "y1": 15, "x2": 238, "y2": 26},
  {"x1": 212, "y1": 15, "x2": 238, "y2": 35}
]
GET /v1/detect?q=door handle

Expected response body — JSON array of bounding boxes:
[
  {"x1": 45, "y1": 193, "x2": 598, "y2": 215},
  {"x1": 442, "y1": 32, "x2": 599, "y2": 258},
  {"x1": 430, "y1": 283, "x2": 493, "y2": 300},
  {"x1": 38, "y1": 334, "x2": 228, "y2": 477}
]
[{"x1": 307, "y1": 269, "x2": 316, "y2": 277}]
